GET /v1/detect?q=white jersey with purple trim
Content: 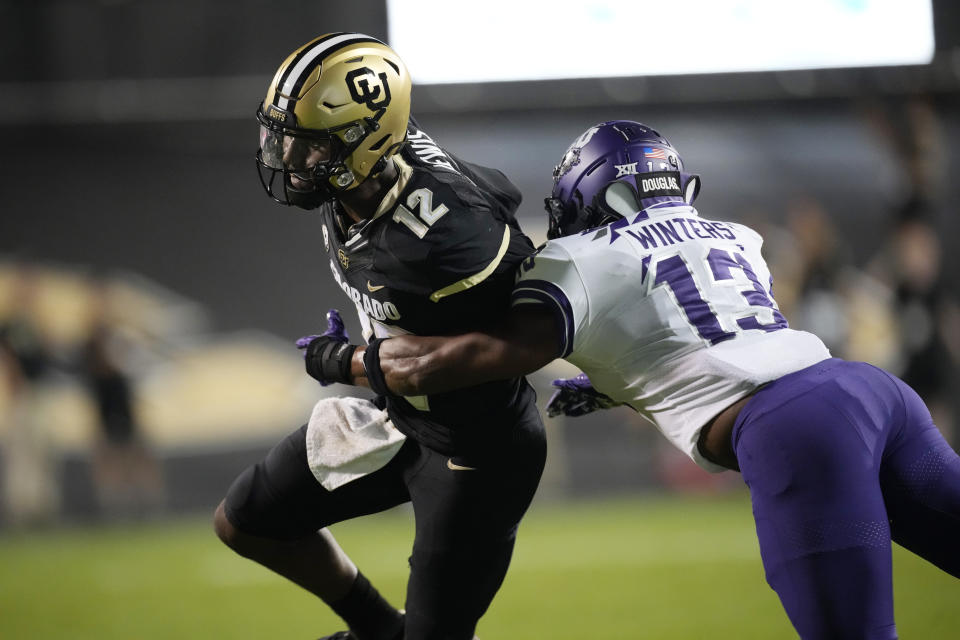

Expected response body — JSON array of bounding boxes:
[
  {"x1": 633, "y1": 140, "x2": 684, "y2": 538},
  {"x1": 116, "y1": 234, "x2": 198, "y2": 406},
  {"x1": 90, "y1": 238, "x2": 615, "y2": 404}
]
[{"x1": 512, "y1": 204, "x2": 831, "y2": 472}]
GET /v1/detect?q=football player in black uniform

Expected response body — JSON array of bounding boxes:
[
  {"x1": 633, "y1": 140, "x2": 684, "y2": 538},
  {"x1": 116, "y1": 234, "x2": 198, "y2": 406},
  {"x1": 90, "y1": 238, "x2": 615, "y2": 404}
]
[{"x1": 212, "y1": 34, "x2": 546, "y2": 640}]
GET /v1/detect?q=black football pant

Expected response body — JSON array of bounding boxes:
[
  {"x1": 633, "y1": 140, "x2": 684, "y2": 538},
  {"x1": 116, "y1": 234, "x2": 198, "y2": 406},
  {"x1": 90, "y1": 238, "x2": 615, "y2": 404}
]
[{"x1": 223, "y1": 412, "x2": 546, "y2": 640}]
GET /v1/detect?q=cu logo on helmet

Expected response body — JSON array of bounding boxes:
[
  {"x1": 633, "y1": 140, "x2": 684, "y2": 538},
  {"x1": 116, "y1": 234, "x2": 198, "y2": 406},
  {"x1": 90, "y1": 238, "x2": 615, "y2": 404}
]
[{"x1": 346, "y1": 67, "x2": 392, "y2": 111}]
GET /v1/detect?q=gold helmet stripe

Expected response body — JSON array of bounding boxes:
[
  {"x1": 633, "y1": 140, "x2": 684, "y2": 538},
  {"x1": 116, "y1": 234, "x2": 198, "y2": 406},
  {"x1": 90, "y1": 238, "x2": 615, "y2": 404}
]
[{"x1": 274, "y1": 33, "x2": 386, "y2": 112}]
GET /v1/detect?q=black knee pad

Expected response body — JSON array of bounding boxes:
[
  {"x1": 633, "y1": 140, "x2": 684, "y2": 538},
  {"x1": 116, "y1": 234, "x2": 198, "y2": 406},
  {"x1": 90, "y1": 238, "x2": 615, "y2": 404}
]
[
  {"x1": 223, "y1": 425, "x2": 342, "y2": 540},
  {"x1": 222, "y1": 459, "x2": 307, "y2": 540},
  {"x1": 222, "y1": 464, "x2": 265, "y2": 535}
]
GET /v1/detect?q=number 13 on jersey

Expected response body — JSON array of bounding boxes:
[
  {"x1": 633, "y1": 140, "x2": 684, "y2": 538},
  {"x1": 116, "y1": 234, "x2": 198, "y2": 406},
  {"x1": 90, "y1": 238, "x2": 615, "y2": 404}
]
[{"x1": 652, "y1": 246, "x2": 788, "y2": 345}]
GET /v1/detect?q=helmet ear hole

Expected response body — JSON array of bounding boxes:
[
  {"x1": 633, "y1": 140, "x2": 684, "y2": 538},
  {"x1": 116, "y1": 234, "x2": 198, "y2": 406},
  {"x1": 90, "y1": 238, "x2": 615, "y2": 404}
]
[{"x1": 369, "y1": 134, "x2": 390, "y2": 151}]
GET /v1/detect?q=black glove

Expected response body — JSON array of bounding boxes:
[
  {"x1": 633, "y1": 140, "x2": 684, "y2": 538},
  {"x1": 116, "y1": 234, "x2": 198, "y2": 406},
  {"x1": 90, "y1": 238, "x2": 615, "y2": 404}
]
[
  {"x1": 296, "y1": 309, "x2": 356, "y2": 386},
  {"x1": 303, "y1": 336, "x2": 356, "y2": 385}
]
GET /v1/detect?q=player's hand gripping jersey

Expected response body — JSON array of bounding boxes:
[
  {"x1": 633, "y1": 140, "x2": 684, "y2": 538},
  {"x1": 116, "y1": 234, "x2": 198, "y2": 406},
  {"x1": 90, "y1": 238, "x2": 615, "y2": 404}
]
[
  {"x1": 513, "y1": 204, "x2": 831, "y2": 471},
  {"x1": 319, "y1": 121, "x2": 536, "y2": 454}
]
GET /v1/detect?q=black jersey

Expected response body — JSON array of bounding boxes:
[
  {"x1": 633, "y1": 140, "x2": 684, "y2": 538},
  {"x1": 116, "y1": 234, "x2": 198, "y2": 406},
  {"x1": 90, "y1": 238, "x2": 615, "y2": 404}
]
[{"x1": 317, "y1": 122, "x2": 537, "y2": 455}]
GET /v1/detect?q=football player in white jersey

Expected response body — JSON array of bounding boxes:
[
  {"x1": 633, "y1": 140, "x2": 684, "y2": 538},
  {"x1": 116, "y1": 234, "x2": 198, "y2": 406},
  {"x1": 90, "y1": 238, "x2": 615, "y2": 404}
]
[{"x1": 309, "y1": 121, "x2": 960, "y2": 639}]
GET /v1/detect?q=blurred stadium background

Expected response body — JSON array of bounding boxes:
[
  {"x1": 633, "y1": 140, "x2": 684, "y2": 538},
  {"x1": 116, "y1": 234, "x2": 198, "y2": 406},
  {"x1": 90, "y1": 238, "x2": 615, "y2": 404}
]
[{"x1": 1, "y1": 1, "x2": 959, "y2": 637}]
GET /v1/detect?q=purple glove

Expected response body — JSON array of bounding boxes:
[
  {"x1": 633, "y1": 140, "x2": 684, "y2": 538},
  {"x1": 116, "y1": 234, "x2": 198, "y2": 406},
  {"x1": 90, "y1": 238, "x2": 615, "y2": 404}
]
[
  {"x1": 296, "y1": 309, "x2": 349, "y2": 350},
  {"x1": 546, "y1": 373, "x2": 621, "y2": 417},
  {"x1": 296, "y1": 309, "x2": 353, "y2": 387}
]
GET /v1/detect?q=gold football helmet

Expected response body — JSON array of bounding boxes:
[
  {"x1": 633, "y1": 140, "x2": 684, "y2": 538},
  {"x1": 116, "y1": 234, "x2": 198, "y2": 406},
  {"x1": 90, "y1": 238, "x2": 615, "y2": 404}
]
[{"x1": 256, "y1": 33, "x2": 412, "y2": 208}]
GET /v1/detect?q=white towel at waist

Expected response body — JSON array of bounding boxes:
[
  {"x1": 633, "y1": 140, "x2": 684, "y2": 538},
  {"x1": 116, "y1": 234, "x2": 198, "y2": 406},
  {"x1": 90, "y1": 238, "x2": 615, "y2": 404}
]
[{"x1": 305, "y1": 396, "x2": 407, "y2": 491}]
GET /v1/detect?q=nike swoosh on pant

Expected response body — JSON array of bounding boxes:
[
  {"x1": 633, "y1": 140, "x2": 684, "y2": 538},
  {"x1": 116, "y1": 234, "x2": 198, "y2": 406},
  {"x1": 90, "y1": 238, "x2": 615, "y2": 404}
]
[{"x1": 446, "y1": 459, "x2": 477, "y2": 471}]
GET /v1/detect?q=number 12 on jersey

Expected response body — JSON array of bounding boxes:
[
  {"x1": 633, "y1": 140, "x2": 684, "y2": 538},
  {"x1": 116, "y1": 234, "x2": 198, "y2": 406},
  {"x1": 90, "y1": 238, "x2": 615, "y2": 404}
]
[
  {"x1": 653, "y1": 248, "x2": 788, "y2": 345},
  {"x1": 392, "y1": 188, "x2": 449, "y2": 239}
]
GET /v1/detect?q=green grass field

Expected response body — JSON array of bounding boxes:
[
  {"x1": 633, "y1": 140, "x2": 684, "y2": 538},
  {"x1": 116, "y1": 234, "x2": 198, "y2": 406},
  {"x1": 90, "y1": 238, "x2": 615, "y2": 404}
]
[{"x1": 1, "y1": 492, "x2": 957, "y2": 639}]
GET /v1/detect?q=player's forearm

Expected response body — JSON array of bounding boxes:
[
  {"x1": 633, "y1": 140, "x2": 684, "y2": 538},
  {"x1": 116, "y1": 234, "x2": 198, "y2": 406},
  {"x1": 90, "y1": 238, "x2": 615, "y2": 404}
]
[
  {"x1": 348, "y1": 308, "x2": 561, "y2": 396},
  {"x1": 351, "y1": 332, "x2": 535, "y2": 396}
]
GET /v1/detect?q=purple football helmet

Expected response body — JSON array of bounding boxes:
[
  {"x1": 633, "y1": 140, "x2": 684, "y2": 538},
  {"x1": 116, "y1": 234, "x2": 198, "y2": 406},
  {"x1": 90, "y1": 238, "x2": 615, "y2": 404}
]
[{"x1": 544, "y1": 120, "x2": 701, "y2": 239}]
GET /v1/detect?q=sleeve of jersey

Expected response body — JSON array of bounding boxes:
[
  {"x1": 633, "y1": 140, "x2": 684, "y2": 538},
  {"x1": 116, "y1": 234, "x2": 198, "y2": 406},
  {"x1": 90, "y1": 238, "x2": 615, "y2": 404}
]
[
  {"x1": 510, "y1": 243, "x2": 588, "y2": 358},
  {"x1": 450, "y1": 156, "x2": 523, "y2": 219},
  {"x1": 426, "y1": 206, "x2": 528, "y2": 304}
]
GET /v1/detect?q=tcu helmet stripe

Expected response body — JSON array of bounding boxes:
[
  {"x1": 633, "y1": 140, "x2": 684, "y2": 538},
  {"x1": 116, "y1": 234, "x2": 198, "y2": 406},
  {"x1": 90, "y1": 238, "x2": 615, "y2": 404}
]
[{"x1": 274, "y1": 33, "x2": 385, "y2": 110}]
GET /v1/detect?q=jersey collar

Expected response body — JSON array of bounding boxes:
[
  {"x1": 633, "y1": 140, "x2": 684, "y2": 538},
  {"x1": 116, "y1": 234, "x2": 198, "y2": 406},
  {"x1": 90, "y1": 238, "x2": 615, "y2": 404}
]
[
  {"x1": 642, "y1": 202, "x2": 697, "y2": 219},
  {"x1": 371, "y1": 154, "x2": 413, "y2": 221}
]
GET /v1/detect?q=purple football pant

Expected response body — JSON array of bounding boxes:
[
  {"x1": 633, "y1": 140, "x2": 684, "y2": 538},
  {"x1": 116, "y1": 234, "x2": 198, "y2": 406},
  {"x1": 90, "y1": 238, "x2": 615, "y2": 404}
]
[{"x1": 732, "y1": 358, "x2": 960, "y2": 640}]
